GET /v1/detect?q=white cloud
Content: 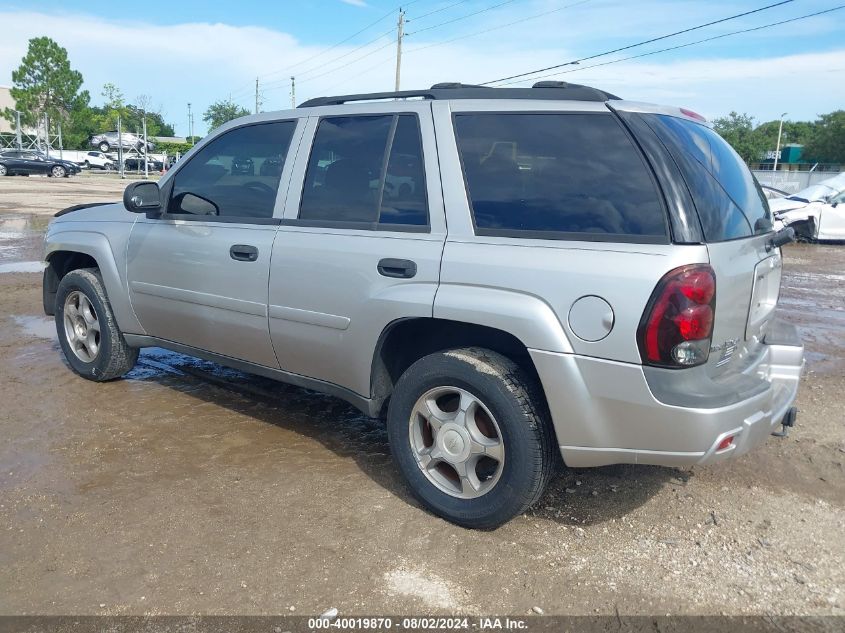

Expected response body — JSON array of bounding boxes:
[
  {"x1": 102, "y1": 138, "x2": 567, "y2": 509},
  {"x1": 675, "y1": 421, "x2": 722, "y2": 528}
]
[
  {"x1": 0, "y1": 7, "x2": 842, "y2": 136},
  {"x1": 340, "y1": 0, "x2": 369, "y2": 7}
]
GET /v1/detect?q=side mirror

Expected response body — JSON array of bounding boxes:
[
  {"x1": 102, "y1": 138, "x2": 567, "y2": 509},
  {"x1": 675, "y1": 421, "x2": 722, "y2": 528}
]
[
  {"x1": 173, "y1": 191, "x2": 219, "y2": 216},
  {"x1": 123, "y1": 181, "x2": 162, "y2": 214}
]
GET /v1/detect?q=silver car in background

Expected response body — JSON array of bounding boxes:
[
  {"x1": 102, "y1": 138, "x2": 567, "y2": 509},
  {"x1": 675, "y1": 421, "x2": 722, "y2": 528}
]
[
  {"x1": 42, "y1": 82, "x2": 804, "y2": 528},
  {"x1": 89, "y1": 131, "x2": 155, "y2": 153}
]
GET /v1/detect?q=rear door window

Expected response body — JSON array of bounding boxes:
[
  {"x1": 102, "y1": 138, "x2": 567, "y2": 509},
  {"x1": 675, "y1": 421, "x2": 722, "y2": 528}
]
[
  {"x1": 642, "y1": 114, "x2": 772, "y2": 241},
  {"x1": 453, "y1": 113, "x2": 667, "y2": 241},
  {"x1": 298, "y1": 114, "x2": 428, "y2": 228}
]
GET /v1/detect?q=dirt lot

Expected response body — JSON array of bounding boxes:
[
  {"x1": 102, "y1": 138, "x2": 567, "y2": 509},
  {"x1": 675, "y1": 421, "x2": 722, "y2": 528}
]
[{"x1": 0, "y1": 176, "x2": 843, "y2": 617}]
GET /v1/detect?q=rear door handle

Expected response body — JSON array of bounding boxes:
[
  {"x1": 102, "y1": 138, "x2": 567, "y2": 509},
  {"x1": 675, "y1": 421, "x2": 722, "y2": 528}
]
[
  {"x1": 377, "y1": 258, "x2": 417, "y2": 279},
  {"x1": 230, "y1": 244, "x2": 259, "y2": 262}
]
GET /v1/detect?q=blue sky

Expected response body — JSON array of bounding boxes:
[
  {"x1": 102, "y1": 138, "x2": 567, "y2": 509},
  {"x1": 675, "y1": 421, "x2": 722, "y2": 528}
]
[{"x1": 2, "y1": 0, "x2": 843, "y2": 136}]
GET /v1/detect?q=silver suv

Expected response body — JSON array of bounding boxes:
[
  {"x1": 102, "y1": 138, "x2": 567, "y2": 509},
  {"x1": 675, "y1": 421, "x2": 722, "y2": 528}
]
[
  {"x1": 90, "y1": 131, "x2": 155, "y2": 153},
  {"x1": 43, "y1": 82, "x2": 804, "y2": 528}
]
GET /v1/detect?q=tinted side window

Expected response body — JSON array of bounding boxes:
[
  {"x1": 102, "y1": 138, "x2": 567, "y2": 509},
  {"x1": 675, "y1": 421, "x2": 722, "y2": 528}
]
[
  {"x1": 168, "y1": 121, "x2": 295, "y2": 220},
  {"x1": 643, "y1": 114, "x2": 771, "y2": 241},
  {"x1": 453, "y1": 113, "x2": 667, "y2": 240},
  {"x1": 299, "y1": 114, "x2": 428, "y2": 226}
]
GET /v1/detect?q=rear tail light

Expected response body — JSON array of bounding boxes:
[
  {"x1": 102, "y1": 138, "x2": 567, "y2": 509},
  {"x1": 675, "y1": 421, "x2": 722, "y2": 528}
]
[
  {"x1": 637, "y1": 264, "x2": 716, "y2": 368},
  {"x1": 680, "y1": 108, "x2": 707, "y2": 123}
]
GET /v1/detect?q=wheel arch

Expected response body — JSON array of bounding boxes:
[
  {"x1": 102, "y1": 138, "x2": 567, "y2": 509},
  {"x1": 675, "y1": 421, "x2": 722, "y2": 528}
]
[
  {"x1": 44, "y1": 232, "x2": 142, "y2": 334},
  {"x1": 370, "y1": 317, "x2": 548, "y2": 418}
]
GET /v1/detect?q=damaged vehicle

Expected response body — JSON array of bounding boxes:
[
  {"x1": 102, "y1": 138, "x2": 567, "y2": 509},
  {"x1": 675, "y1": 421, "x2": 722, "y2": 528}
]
[
  {"x1": 771, "y1": 172, "x2": 845, "y2": 242},
  {"x1": 42, "y1": 82, "x2": 804, "y2": 529}
]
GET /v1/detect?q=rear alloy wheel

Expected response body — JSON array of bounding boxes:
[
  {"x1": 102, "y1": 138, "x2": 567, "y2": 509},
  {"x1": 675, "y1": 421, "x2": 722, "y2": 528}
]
[
  {"x1": 99, "y1": 142, "x2": 110, "y2": 153},
  {"x1": 0, "y1": 164, "x2": 7, "y2": 176},
  {"x1": 55, "y1": 268, "x2": 139, "y2": 381},
  {"x1": 83, "y1": 160, "x2": 90, "y2": 169},
  {"x1": 387, "y1": 347, "x2": 556, "y2": 529},
  {"x1": 51, "y1": 165, "x2": 66, "y2": 178},
  {"x1": 408, "y1": 386, "x2": 506, "y2": 499}
]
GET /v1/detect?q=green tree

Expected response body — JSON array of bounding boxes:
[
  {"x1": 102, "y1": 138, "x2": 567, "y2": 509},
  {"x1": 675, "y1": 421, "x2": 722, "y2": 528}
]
[
  {"x1": 753, "y1": 119, "x2": 816, "y2": 156},
  {"x1": 712, "y1": 112, "x2": 766, "y2": 164},
  {"x1": 803, "y1": 111, "x2": 845, "y2": 163},
  {"x1": 203, "y1": 99, "x2": 250, "y2": 131},
  {"x1": 2, "y1": 36, "x2": 87, "y2": 136}
]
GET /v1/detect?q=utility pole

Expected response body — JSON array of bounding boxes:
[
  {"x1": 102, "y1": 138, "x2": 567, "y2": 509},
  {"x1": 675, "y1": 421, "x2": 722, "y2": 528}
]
[
  {"x1": 394, "y1": 7, "x2": 405, "y2": 92},
  {"x1": 142, "y1": 111, "x2": 149, "y2": 179},
  {"x1": 187, "y1": 103, "x2": 193, "y2": 146},
  {"x1": 117, "y1": 114, "x2": 125, "y2": 179},
  {"x1": 773, "y1": 112, "x2": 787, "y2": 174},
  {"x1": 290, "y1": 76, "x2": 296, "y2": 109},
  {"x1": 255, "y1": 77, "x2": 260, "y2": 114}
]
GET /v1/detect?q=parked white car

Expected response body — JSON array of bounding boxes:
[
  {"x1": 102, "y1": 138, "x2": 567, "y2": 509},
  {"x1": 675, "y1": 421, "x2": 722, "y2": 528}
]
[
  {"x1": 771, "y1": 173, "x2": 845, "y2": 242},
  {"x1": 79, "y1": 151, "x2": 116, "y2": 170}
]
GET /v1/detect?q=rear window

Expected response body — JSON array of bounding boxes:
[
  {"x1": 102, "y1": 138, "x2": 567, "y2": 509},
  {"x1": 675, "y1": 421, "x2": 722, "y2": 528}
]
[
  {"x1": 642, "y1": 114, "x2": 771, "y2": 241},
  {"x1": 453, "y1": 113, "x2": 667, "y2": 241}
]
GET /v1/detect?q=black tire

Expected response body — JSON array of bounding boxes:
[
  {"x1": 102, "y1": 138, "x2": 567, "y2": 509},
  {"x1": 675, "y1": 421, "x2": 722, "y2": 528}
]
[
  {"x1": 51, "y1": 165, "x2": 66, "y2": 178},
  {"x1": 83, "y1": 160, "x2": 90, "y2": 169},
  {"x1": 98, "y1": 142, "x2": 110, "y2": 153},
  {"x1": 387, "y1": 347, "x2": 556, "y2": 529},
  {"x1": 55, "y1": 268, "x2": 139, "y2": 381},
  {"x1": 0, "y1": 164, "x2": 7, "y2": 176}
]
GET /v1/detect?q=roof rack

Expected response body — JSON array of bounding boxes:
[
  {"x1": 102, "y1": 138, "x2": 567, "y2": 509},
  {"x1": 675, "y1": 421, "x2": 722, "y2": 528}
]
[{"x1": 297, "y1": 82, "x2": 619, "y2": 108}]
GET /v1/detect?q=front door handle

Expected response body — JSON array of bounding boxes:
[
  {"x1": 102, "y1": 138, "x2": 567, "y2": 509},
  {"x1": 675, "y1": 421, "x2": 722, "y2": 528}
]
[
  {"x1": 378, "y1": 258, "x2": 417, "y2": 279},
  {"x1": 230, "y1": 244, "x2": 259, "y2": 262}
]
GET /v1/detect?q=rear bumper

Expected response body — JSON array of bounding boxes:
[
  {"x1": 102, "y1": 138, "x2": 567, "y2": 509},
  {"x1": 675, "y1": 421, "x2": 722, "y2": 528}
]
[{"x1": 530, "y1": 320, "x2": 804, "y2": 468}]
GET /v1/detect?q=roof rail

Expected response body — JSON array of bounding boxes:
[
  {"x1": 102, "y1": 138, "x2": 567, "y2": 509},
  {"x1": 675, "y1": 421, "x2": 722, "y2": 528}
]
[
  {"x1": 533, "y1": 81, "x2": 570, "y2": 88},
  {"x1": 298, "y1": 89, "x2": 438, "y2": 108},
  {"x1": 298, "y1": 82, "x2": 619, "y2": 108}
]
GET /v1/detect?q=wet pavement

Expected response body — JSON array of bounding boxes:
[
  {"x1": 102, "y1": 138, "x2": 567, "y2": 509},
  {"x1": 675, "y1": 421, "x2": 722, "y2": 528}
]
[{"x1": 0, "y1": 201, "x2": 843, "y2": 616}]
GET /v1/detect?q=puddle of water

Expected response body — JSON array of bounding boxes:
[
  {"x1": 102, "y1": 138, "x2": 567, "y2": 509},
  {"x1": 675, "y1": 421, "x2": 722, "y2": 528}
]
[
  {"x1": 0, "y1": 214, "x2": 47, "y2": 265},
  {"x1": 13, "y1": 315, "x2": 56, "y2": 340},
  {"x1": 0, "y1": 261, "x2": 45, "y2": 273}
]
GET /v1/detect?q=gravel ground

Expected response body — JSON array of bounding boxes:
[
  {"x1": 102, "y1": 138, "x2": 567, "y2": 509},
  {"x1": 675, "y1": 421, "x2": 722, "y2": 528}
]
[{"x1": 0, "y1": 178, "x2": 842, "y2": 618}]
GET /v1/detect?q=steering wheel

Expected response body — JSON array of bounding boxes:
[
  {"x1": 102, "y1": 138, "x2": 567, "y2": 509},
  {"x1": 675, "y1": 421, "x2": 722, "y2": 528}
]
[{"x1": 243, "y1": 181, "x2": 274, "y2": 195}]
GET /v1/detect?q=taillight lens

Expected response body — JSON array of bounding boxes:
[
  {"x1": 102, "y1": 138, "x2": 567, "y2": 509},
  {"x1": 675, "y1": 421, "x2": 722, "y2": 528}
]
[{"x1": 638, "y1": 264, "x2": 716, "y2": 368}]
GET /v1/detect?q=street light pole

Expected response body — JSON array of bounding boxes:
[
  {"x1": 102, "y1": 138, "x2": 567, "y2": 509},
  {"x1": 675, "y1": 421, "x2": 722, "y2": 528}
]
[
  {"x1": 187, "y1": 103, "x2": 193, "y2": 146},
  {"x1": 773, "y1": 112, "x2": 787, "y2": 173}
]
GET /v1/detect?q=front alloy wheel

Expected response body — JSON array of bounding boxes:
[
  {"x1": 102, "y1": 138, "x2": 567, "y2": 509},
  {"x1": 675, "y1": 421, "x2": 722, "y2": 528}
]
[
  {"x1": 62, "y1": 290, "x2": 101, "y2": 362},
  {"x1": 55, "y1": 268, "x2": 138, "y2": 381},
  {"x1": 51, "y1": 165, "x2": 66, "y2": 178}
]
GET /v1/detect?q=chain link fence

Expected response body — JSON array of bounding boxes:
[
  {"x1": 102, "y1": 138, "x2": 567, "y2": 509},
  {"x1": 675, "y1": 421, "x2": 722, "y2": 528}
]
[{"x1": 753, "y1": 170, "x2": 841, "y2": 193}]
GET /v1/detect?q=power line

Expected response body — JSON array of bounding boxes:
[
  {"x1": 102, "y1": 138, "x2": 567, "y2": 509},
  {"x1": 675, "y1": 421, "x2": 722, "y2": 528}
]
[
  {"x1": 406, "y1": 0, "x2": 522, "y2": 36},
  {"x1": 497, "y1": 4, "x2": 845, "y2": 86},
  {"x1": 311, "y1": 0, "x2": 594, "y2": 94},
  {"x1": 480, "y1": 0, "x2": 796, "y2": 85},
  {"x1": 405, "y1": 0, "x2": 593, "y2": 55},
  {"x1": 261, "y1": 7, "x2": 404, "y2": 83},
  {"x1": 407, "y1": 0, "x2": 472, "y2": 22},
  {"x1": 264, "y1": 39, "x2": 397, "y2": 92},
  {"x1": 230, "y1": 0, "x2": 424, "y2": 96},
  {"x1": 261, "y1": 27, "x2": 395, "y2": 90}
]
